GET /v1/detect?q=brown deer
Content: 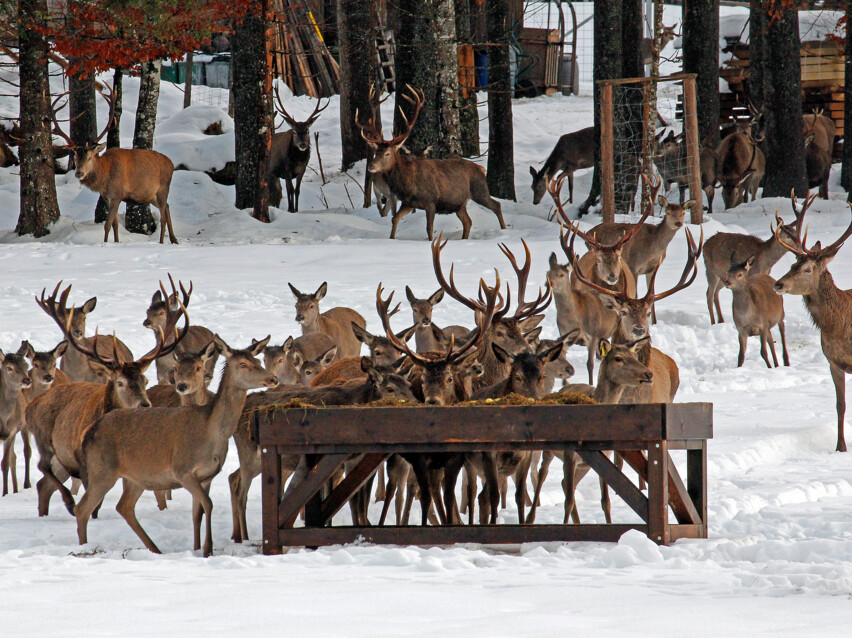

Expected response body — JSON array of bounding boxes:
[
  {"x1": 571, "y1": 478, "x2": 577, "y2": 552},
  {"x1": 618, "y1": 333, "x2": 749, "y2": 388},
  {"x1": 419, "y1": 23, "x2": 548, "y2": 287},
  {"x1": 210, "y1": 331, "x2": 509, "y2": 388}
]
[
  {"x1": 357, "y1": 84, "x2": 507, "y2": 240},
  {"x1": 772, "y1": 191, "x2": 852, "y2": 451},
  {"x1": 715, "y1": 117, "x2": 765, "y2": 209},
  {"x1": 802, "y1": 108, "x2": 836, "y2": 157},
  {"x1": 270, "y1": 88, "x2": 329, "y2": 211},
  {"x1": 526, "y1": 329, "x2": 578, "y2": 393},
  {"x1": 27, "y1": 281, "x2": 188, "y2": 517},
  {"x1": 148, "y1": 342, "x2": 217, "y2": 408},
  {"x1": 703, "y1": 219, "x2": 797, "y2": 324},
  {"x1": 0, "y1": 344, "x2": 32, "y2": 496},
  {"x1": 51, "y1": 86, "x2": 178, "y2": 244},
  {"x1": 641, "y1": 24, "x2": 677, "y2": 66},
  {"x1": 529, "y1": 127, "x2": 595, "y2": 205},
  {"x1": 260, "y1": 333, "x2": 336, "y2": 386},
  {"x1": 805, "y1": 131, "x2": 831, "y2": 200},
  {"x1": 404, "y1": 286, "x2": 469, "y2": 353},
  {"x1": 75, "y1": 336, "x2": 278, "y2": 557},
  {"x1": 652, "y1": 131, "x2": 718, "y2": 212},
  {"x1": 526, "y1": 338, "x2": 654, "y2": 525},
  {"x1": 49, "y1": 292, "x2": 133, "y2": 384},
  {"x1": 288, "y1": 281, "x2": 367, "y2": 360},
  {"x1": 723, "y1": 254, "x2": 789, "y2": 368}
]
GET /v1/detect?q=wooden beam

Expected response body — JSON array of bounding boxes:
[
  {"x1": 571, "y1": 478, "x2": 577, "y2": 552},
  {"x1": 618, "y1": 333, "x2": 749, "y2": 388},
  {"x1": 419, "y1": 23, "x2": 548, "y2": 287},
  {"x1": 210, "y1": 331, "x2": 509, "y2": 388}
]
[
  {"x1": 647, "y1": 441, "x2": 669, "y2": 546},
  {"x1": 261, "y1": 444, "x2": 283, "y2": 555},
  {"x1": 277, "y1": 453, "x2": 348, "y2": 528},
  {"x1": 601, "y1": 83, "x2": 615, "y2": 223},
  {"x1": 665, "y1": 452, "x2": 702, "y2": 526},
  {"x1": 319, "y1": 453, "x2": 389, "y2": 524},
  {"x1": 577, "y1": 450, "x2": 649, "y2": 522}
]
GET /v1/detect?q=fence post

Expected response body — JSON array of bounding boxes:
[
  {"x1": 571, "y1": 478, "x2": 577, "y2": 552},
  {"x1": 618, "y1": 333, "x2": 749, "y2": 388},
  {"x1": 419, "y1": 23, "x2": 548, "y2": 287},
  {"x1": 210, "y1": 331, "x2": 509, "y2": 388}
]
[
  {"x1": 683, "y1": 76, "x2": 703, "y2": 224},
  {"x1": 601, "y1": 82, "x2": 615, "y2": 223}
]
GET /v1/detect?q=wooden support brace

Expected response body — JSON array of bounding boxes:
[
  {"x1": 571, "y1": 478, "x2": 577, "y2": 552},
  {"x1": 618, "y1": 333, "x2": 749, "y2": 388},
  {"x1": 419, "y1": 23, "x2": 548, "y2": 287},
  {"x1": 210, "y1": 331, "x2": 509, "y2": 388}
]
[
  {"x1": 278, "y1": 453, "x2": 348, "y2": 529},
  {"x1": 577, "y1": 450, "x2": 649, "y2": 522},
  {"x1": 319, "y1": 453, "x2": 389, "y2": 525}
]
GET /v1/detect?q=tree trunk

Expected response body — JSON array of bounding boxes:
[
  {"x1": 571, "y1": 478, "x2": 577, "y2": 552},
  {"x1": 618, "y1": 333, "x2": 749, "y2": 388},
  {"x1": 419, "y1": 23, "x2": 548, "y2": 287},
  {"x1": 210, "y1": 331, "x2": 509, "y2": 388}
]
[
  {"x1": 337, "y1": 0, "x2": 372, "y2": 170},
  {"x1": 579, "y1": 0, "x2": 622, "y2": 216},
  {"x1": 683, "y1": 0, "x2": 720, "y2": 146},
  {"x1": 485, "y1": 0, "x2": 515, "y2": 200},
  {"x1": 762, "y1": 4, "x2": 807, "y2": 197},
  {"x1": 125, "y1": 60, "x2": 161, "y2": 235},
  {"x1": 614, "y1": 0, "x2": 642, "y2": 213},
  {"x1": 842, "y1": 2, "x2": 852, "y2": 194},
  {"x1": 394, "y1": 0, "x2": 439, "y2": 155},
  {"x1": 16, "y1": 0, "x2": 60, "y2": 237},
  {"x1": 233, "y1": 4, "x2": 271, "y2": 221},
  {"x1": 434, "y1": 0, "x2": 461, "y2": 158},
  {"x1": 184, "y1": 52, "x2": 194, "y2": 109},
  {"x1": 69, "y1": 69, "x2": 97, "y2": 148},
  {"x1": 95, "y1": 67, "x2": 123, "y2": 224},
  {"x1": 456, "y1": 0, "x2": 480, "y2": 157},
  {"x1": 748, "y1": 3, "x2": 767, "y2": 111}
]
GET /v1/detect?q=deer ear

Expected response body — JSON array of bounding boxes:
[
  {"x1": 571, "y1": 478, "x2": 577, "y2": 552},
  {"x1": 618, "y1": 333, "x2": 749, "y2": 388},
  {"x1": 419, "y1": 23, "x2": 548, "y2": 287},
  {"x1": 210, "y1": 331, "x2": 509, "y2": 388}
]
[
  {"x1": 87, "y1": 360, "x2": 111, "y2": 379},
  {"x1": 597, "y1": 340, "x2": 612, "y2": 360},
  {"x1": 151, "y1": 290, "x2": 163, "y2": 305},
  {"x1": 94, "y1": 143, "x2": 106, "y2": 154},
  {"x1": 351, "y1": 322, "x2": 372, "y2": 345},
  {"x1": 549, "y1": 252, "x2": 559, "y2": 269},
  {"x1": 428, "y1": 288, "x2": 444, "y2": 306},
  {"x1": 288, "y1": 283, "x2": 301, "y2": 299},
  {"x1": 629, "y1": 336, "x2": 651, "y2": 353},
  {"x1": 317, "y1": 346, "x2": 337, "y2": 367},
  {"x1": 172, "y1": 351, "x2": 180, "y2": 362},
  {"x1": 290, "y1": 351, "x2": 305, "y2": 370},
  {"x1": 81, "y1": 297, "x2": 97, "y2": 314},
  {"x1": 657, "y1": 195, "x2": 668, "y2": 208},
  {"x1": 314, "y1": 282, "x2": 327, "y2": 301},
  {"x1": 200, "y1": 341, "x2": 217, "y2": 361},
  {"x1": 405, "y1": 286, "x2": 417, "y2": 304},
  {"x1": 524, "y1": 326, "x2": 542, "y2": 345},
  {"x1": 397, "y1": 324, "x2": 418, "y2": 342},
  {"x1": 53, "y1": 340, "x2": 68, "y2": 358},
  {"x1": 683, "y1": 200, "x2": 696, "y2": 210},
  {"x1": 520, "y1": 315, "x2": 545, "y2": 331},
  {"x1": 282, "y1": 336, "x2": 294, "y2": 353},
  {"x1": 18, "y1": 340, "x2": 34, "y2": 359},
  {"x1": 248, "y1": 335, "x2": 270, "y2": 356},
  {"x1": 491, "y1": 343, "x2": 513, "y2": 364},
  {"x1": 213, "y1": 334, "x2": 233, "y2": 358},
  {"x1": 367, "y1": 141, "x2": 377, "y2": 150},
  {"x1": 560, "y1": 328, "x2": 582, "y2": 347},
  {"x1": 539, "y1": 341, "x2": 565, "y2": 363},
  {"x1": 529, "y1": 166, "x2": 538, "y2": 178},
  {"x1": 598, "y1": 294, "x2": 621, "y2": 312},
  {"x1": 745, "y1": 255, "x2": 756, "y2": 270}
]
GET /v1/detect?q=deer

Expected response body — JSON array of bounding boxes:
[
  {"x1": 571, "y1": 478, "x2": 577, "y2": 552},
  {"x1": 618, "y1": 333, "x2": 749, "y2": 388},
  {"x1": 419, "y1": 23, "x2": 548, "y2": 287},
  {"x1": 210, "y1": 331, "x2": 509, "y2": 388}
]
[
  {"x1": 526, "y1": 338, "x2": 654, "y2": 525},
  {"x1": 51, "y1": 85, "x2": 179, "y2": 244},
  {"x1": 26, "y1": 281, "x2": 189, "y2": 517},
  {"x1": 48, "y1": 292, "x2": 133, "y2": 384},
  {"x1": 404, "y1": 286, "x2": 470, "y2": 353},
  {"x1": 653, "y1": 130, "x2": 718, "y2": 210},
  {"x1": 0, "y1": 344, "x2": 32, "y2": 496},
  {"x1": 805, "y1": 131, "x2": 831, "y2": 200},
  {"x1": 715, "y1": 112, "x2": 765, "y2": 209},
  {"x1": 802, "y1": 108, "x2": 836, "y2": 157},
  {"x1": 148, "y1": 342, "x2": 217, "y2": 408},
  {"x1": 772, "y1": 190, "x2": 852, "y2": 452},
  {"x1": 525, "y1": 329, "x2": 578, "y2": 393},
  {"x1": 75, "y1": 335, "x2": 279, "y2": 557},
  {"x1": 260, "y1": 333, "x2": 336, "y2": 386},
  {"x1": 357, "y1": 84, "x2": 507, "y2": 240},
  {"x1": 586, "y1": 173, "x2": 687, "y2": 322},
  {"x1": 229, "y1": 355, "x2": 416, "y2": 541},
  {"x1": 703, "y1": 218, "x2": 798, "y2": 324},
  {"x1": 288, "y1": 281, "x2": 367, "y2": 361},
  {"x1": 641, "y1": 24, "x2": 677, "y2": 66},
  {"x1": 270, "y1": 88, "x2": 329, "y2": 212},
  {"x1": 723, "y1": 254, "x2": 789, "y2": 368},
  {"x1": 529, "y1": 126, "x2": 595, "y2": 205},
  {"x1": 143, "y1": 277, "x2": 217, "y2": 385}
]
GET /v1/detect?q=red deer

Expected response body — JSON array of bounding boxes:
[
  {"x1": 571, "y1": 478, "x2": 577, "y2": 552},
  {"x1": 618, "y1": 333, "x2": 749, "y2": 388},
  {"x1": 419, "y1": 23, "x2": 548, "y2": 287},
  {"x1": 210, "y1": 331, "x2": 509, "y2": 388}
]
[
  {"x1": 703, "y1": 220, "x2": 797, "y2": 324},
  {"x1": 75, "y1": 336, "x2": 278, "y2": 557},
  {"x1": 641, "y1": 24, "x2": 677, "y2": 66},
  {"x1": 148, "y1": 342, "x2": 217, "y2": 408},
  {"x1": 357, "y1": 84, "x2": 507, "y2": 240},
  {"x1": 802, "y1": 108, "x2": 836, "y2": 157},
  {"x1": 260, "y1": 333, "x2": 336, "y2": 386},
  {"x1": 0, "y1": 344, "x2": 32, "y2": 496},
  {"x1": 772, "y1": 191, "x2": 852, "y2": 451},
  {"x1": 27, "y1": 282, "x2": 188, "y2": 517},
  {"x1": 723, "y1": 254, "x2": 789, "y2": 368},
  {"x1": 804, "y1": 131, "x2": 831, "y2": 200},
  {"x1": 404, "y1": 286, "x2": 469, "y2": 353},
  {"x1": 270, "y1": 88, "x2": 329, "y2": 211},
  {"x1": 653, "y1": 130, "x2": 718, "y2": 211},
  {"x1": 288, "y1": 281, "x2": 367, "y2": 360},
  {"x1": 51, "y1": 87, "x2": 178, "y2": 244},
  {"x1": 529, "y1": 127, "x2": 595, "y2": 204},
  {"x1": 715, "y1": 115, "x2": 765, "y2": 209}
]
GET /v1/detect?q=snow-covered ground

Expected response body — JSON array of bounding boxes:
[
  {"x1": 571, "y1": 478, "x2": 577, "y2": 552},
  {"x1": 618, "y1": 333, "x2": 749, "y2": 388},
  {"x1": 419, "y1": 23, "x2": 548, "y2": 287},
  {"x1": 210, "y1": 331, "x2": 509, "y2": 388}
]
[{"x1": 4, "y1": 11, "x2": 852, "y2": 637}]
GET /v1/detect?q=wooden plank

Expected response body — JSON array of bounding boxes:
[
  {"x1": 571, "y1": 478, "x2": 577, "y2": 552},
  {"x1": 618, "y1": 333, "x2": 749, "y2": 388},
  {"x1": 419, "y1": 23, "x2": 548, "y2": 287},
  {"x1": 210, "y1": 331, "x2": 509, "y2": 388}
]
[
  {"x1": 278, "y1": 453, "x2": 348, "y2": 528},
  {"x1": 687, "y1": 443, "x2": 708, "y2": 529},
  {"x1": 683, "y1": 77, "x2": 703, "y2": 225},
  {"x1": 261, "y1": 444, "x2": 283, "y2": 555},
  {"x1": 647, "y1": 441, "x2": 669, "y2": 545},
  {"x1": 620, "y1": 450, "x2": 649, "y2": 483},
  {"x1": 664, "y1": 403, "x2": 713, "y2": 440},
  {"x1": 319, "y1": 453, "x2": 389, "y2": 524},
  {"x1": 279, "y1": 524, "x2": 647, "y2": 548},
  {"x1": 668, "y1": 523, "x2": 705, "y2": 542},
  {"x1": 666, "y1": 453, "x2": 702, "y2": 525},
  {"x1": 577, "y1": 451, "x2": 649, "y2": 522}
]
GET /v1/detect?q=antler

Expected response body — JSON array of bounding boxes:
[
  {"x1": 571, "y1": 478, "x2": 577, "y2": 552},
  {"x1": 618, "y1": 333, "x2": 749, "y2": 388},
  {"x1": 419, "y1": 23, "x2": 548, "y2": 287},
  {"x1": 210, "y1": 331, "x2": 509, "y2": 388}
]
[
  {"x1": 50, "y1": 83, "x2": 115, "y2": 149},
  {"x1": 136, "y1": 281, "x2": 190, "y2": 367},
  {"x1": 49, "y1": 93, "x2": 75, "y2": 147},
  {"x1": 432, "y1": 233, "x2": 504, "y2": 316},
  {"x1": 497, "y1": 239, "x2": 552, "y2": 321},
  {"x1": 773, "y1": 190, "x2": 817, "y2": 256},
  {"x1": 274, "y1": 85, "x2": 329, "y2": 129},
  {"x1": 559, "y1": 224, "x2": 631, "y2": 301},
  {"x1": 646, "y1": 227, "x2": 704, "y2": 302},
  {"x1": 355, "y1": 84, "x2": 389, "y2": 144}
]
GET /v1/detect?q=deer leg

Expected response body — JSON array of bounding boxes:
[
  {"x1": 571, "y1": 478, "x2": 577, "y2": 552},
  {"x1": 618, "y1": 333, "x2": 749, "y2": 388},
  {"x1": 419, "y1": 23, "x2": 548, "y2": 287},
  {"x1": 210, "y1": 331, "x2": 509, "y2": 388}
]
[
  {"x1": 114, "y1": 479, "x2": 162, "y2": 554},
  {"x1": 71, "y1": 478, "x2": 81, "y2": 495},
  {"x1": 765, "y1": 329, "x2": 779, "y2": 368},
  {"x1": 410, "y1": 460, "x2": 433, "y2": 526},
  {"x1": 22, "y1": 430, "x2": 31, "y2": 489},
  {"x1": 294, "y1": 173, "x2": 304, "y2": 212},
  {"x1": 1, "y1": 437, "x2": 16, "y2": 495},
  {"x1": 500, "y1": 475, "x2": 508, "y2": 509},
  {"x1": 374, "y1": 462, "x2": 386, "y2": 503},
  {"x1": 158, "y1": 196, "x2": 179, "y2": 245},
  {"x1": 228, "y1": 469, "x2": 243, "y2": 542},
  {"x1": 427, "y1": 468, "x2": 447, "y2": 525},
  {"x1": 463, "y1": 464, "x2": 478, "y2": 525},
  {"x1": 600, "y1": 475, "x2": 612, "y2": 524},
  {"x1": 181, "y1": 473, "x2": 215, "y2": 556},
  {"x1": 481, "y1": 453, "x2": 500, "y2": 525},
  {"x1": 442, "y1": 455, "x2": 465, "y2": 525},
  {"x1": 378, "y1": 472, "x2": 397, "y2": 526},
  {"x1": 562, "y1": 452, "x2": 578, "y2": 524},
  {"x1": 830, "y1": 362, "x2": 847, "y2": 453},
  {"x1": 586, "y1": 342, "x2": 596, "y2": 385},
  {"x1": 456, "y1": 203, "x2": 472, "y2": 239},
  {"x1": 394, "y1": 463, "x2": 409, "y2": 525},
  {"x1": 758, "y1": 332, "x2": 772, "y2": 368},
  {"x1": 36, "y1": 446, "x2": 75, "y2": 517},
  {"x1": 737, "y1": 331, "x2": 748, "y2": 367},
  {"x1": 514, "y1": 454, "x2": 532, "y2": 524},
  {"x1": 269, "y1": 176, "x2": 282, "y2": 208},
  {"x1": 647, "y1": 272, "x2": 658, "y2": 324},
  {"x1": 285, "y1": 178, "x2": 295, "y2": 213},
  {"x1": 103, "y1": 198, "x2": 120, "y2": 242},
  {"x1": 154, "y1": 490, "x2": 168, "y2": 510},
  {"x1": 526, "y1": 450, "x2": 553, "y2": 524},
  {"x1": 425, "y1": 204, "x2": 437, "y2": 241},
  {"x1": 567, "y1": 171, "x2": 574, "y2": 203},
  {"x1": 401, "y1": 473, "x2": 416, "y2": 525},
  {"x1": 778, "y1": 320, "x2": 790, "y2": 367},
  {"x1": 73, "y1": 467, "x2": 118, "y2": 547},
  {"x1": 389, "y1": 205, "x2": 413, "y2": 239}
]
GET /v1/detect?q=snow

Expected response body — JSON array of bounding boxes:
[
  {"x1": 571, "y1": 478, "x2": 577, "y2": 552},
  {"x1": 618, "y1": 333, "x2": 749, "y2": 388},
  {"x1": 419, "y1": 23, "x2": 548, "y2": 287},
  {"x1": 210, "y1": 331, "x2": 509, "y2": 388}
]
[{"x1": 3, "y1": 7, "x2": 852, "y2": 636}]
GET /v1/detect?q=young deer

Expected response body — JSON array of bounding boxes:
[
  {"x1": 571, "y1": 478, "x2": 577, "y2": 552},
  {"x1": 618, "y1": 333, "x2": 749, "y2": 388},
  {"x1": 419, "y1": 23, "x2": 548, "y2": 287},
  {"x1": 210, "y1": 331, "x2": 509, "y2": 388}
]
[
  {"x1": 527, "y1": 338, "x2": 654, "y2": 525},
  {"x1": 52, "y1": 85, "x2": 178, "y2": 243},
  {"x1": 27, "y1": 282, "x2": 188, "y2": 517},
  {"x1": 51, "y1": 293, "x2": 133, "y2": 383},
  {"x1": 723, "y1": 254, "x2": 789, "y2": 368},
  {"x1": 527, "y1": 330, "x2": 578, "y2": 393},
  {"x1": 703, "y1": 220, "x2": 797, "y2": 324},
  {"x1": 270, "y1": 89, "x2": 329, "y2": 211},
  {"x1": 76, "y1": 336, "x2": 279, "y2": 557},
  {"x1": 529, "y1": 126, "x2": 595, "y2": 205},
  {"x1": 261, "y1": 333, "x2": 336, "y2": 386},
  {"x1": 772, "y1": 191, "x2": 852, "y2": 451},
  {"x1": 405, "y1": 286, "x2": 469, "y2": 353},
  {"x1": 148, "y1": 342, "x2": 217, "y2": 408},
  {"x1": 357, "y1": 84, "x2": 507, "y2": 240},
  {"x1": 288, "y1": 281, "x2": 367, "y2": 360},
  {"x1": 143, "y1": 277, "x2": 217, "y2": 384},
  {"x1": 0, "y1": 344, "x2": 32, "y2": 496}
]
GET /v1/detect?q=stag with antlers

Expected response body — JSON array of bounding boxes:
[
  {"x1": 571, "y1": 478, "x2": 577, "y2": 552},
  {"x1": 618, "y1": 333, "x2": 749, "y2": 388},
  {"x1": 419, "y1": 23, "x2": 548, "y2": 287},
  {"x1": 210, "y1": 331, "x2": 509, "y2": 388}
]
[
  {"x1": 357, "y1": 84, "x2": 506, "y2": 240},
  {"x1": 270, "y1": 88, "x2": 329, "y2": 212},
  {"x1": 773, "y1": 191, "x2": 852, "y2": 452},
  {"x1": 52, "y1": 85, "x2": 178, "y2": 244}
]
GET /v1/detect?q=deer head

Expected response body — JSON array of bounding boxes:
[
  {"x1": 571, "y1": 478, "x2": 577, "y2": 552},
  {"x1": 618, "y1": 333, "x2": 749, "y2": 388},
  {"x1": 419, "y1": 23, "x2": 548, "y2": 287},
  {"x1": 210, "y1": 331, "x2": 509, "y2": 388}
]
[
  {"x1": 273, "y1": 86, "x2": 329, "y2": 152},
  {"x1": 51, "y1": 84, "x2": 116, "y2": 181},
  {"x1": 21, "y1": 340, "x2": 67, "y2": 388},
  {"x1": 0, "y1": 343, "x2": 32, "y2": 392},
  {"x1": 357, "y1": 84, "x2": 425, "y2": 174}
]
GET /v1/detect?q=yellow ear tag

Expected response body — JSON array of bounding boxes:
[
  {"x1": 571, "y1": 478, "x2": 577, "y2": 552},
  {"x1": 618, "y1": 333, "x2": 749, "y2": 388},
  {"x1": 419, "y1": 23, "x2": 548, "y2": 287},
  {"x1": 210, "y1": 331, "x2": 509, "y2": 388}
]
[{"x1": 599, "y1": 342, "x2": 607, "y2": 358}]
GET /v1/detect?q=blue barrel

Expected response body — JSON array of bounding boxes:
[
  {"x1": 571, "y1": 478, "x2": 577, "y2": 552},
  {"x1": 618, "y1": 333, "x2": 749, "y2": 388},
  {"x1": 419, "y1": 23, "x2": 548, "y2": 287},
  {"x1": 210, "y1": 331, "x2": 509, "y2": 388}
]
[{"x1": 474, "y1": 51, "x2": 488, "y2": 88}]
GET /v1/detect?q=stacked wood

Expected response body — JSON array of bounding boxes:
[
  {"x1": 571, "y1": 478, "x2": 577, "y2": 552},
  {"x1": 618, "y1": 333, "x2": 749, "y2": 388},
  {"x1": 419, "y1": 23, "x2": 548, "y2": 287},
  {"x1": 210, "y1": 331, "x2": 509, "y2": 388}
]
[{"x1": 270, "y1": 0, "x2": 340, "y2": 97}]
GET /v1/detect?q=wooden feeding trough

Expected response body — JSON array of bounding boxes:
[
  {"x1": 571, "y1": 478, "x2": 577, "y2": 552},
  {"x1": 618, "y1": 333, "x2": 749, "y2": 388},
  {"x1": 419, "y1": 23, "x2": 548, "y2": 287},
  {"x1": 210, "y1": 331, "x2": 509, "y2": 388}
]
[{"x1": 252, "y1": 402, "x2": 712, "y2": 553}]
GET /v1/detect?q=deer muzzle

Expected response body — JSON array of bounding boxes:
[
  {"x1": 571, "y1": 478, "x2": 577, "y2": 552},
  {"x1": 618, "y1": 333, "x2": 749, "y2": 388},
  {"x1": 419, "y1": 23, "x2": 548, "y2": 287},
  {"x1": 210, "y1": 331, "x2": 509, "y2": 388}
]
[
  {"x1": 176, "y1": 383, "x2": 189, "y2": 394},
  {"x1": 640, "y1": 372, "x2": 653, "y2": 384}
]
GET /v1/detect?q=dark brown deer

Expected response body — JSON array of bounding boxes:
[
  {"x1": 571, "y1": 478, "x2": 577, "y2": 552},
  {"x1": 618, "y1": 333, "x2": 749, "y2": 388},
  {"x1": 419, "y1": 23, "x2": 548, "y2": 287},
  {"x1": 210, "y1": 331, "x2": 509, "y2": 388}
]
[
  {"x1": 404, "y1": 286, "x2": 469, "y2": 353},
  {"x1": 51, "y1": 86, "x2": 178, "y2": 243},
  {"x1": 529, "y1": 127, "x2": 595, "y2": 204},
  {"x1": 653, "y1": 130, "x2": 717, "y2": 210},
  {"x1": 260, "y1": 333, "x2": 336, "y2": 386},
  {"x1": 270, "y1": 88, "x2": 329, "y2": 211},
  {"x1": 715, "y1": 115, "x2": 765, "y2": 209},
  {"x1": 802, "y1": 108, "x2": 836, "y2": 157},
  {"x1": 27, "y1": 281, "x2": 188, "y2": 517},
  {"x1": 703, "y1": 220, "x2": 797, "y2": 324},
  {"x1": 804, "y1": 131, "x2": 831, "y2": 200},
  {"x1": 723, "y1": 254, "x2": 789, "y2": 368},
  {"x1": 0, "y1": 344, "x2": 31, "y2": 496},
  {"x1": 357, "y1": 84, "x2": 507, "y2": 240},
  {"x1": 772, "y1": 191, "x2": 852, "y2": 451},
  {"x1": 288, "y1": 281, "x2": 367, "y2": 360}
]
